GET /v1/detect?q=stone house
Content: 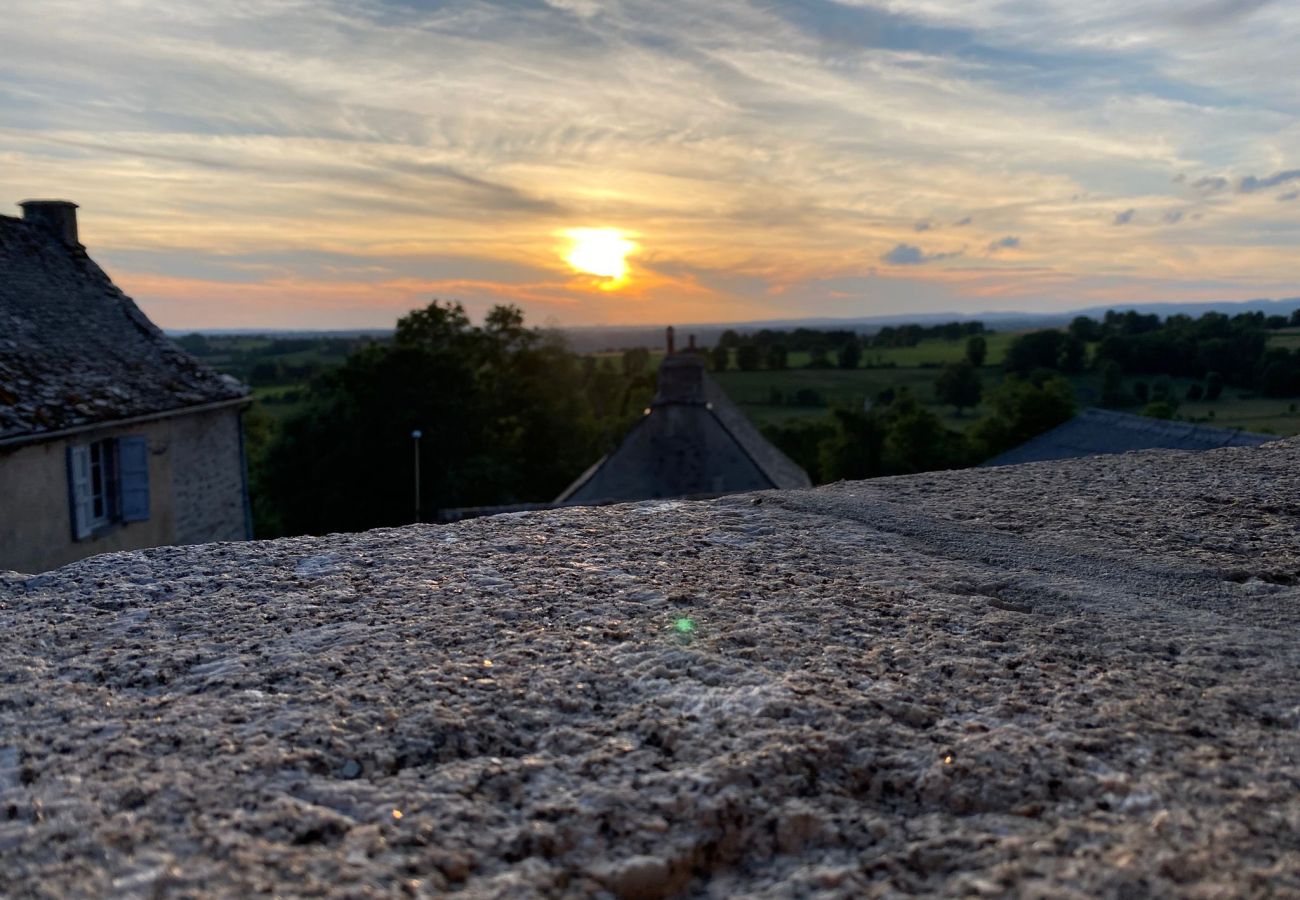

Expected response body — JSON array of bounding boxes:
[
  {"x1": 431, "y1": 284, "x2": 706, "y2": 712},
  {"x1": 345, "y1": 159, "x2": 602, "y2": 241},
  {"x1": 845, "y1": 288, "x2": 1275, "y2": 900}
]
[
  {"x1": 0, "y1": 200, "x2": 251, "y2": 573},
  {"x1": 557, "y1": 331, "x2": 811, "y2": 504}
]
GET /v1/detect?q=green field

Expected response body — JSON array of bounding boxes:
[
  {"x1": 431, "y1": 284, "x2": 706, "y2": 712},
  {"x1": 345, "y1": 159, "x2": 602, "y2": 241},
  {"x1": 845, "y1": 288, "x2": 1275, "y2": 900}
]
[
  {"x1": 714, "y1": 366, "x2": 982, "y2": 428},
  {"x1": 219, "y1": 328, "x2": 1300, "y2": 444},
  {"x1": 1266, "y1": 327, "x2": 1300, "y2": 351},
  {"x1": 717, "y1": 361, "x2": 1300, "y2": 437},
  {"x1": 250, "y1": 385, "x2": 310, "y2": 421},
  {"x1": 786, "y1": 331, "x2": 1016, "y2": 369}
]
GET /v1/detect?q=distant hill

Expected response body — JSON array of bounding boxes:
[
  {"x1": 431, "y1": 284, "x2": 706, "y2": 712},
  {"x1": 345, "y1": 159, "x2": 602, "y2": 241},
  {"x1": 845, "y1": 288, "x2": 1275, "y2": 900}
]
[
  {"x1": 560, "y1": 297, "x2": 1300, "y2": 352},
  {"x1": 170, "y1": 296, "x2": 1300, "y2": 351}
]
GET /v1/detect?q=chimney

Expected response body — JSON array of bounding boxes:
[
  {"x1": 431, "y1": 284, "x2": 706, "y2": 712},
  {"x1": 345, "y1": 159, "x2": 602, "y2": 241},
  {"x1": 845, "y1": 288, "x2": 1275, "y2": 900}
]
[
  {"x1": 688, "y1": 334, "x2": 697, "y2": 351},
  {"x1": 666, "y1": 325, "x2": 675, "y2": 355},
  {"x1": 654, "y1": 352, "x2": 706, "y2": 405},
  {"x1": 19, "y1": 200, "x2": 79, "y2": 246}
]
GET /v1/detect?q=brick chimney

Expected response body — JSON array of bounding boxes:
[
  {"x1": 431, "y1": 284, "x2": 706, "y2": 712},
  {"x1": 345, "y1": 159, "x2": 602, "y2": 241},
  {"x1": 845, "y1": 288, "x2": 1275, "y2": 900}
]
[{"x1": 19, "y1": 200, "x2": 79, "y2": 246}]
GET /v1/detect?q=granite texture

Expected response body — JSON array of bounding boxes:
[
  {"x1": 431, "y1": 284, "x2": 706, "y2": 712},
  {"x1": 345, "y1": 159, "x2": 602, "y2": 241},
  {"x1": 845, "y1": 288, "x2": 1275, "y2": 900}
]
[
  {"x1": 0, "y1": 212, "x2": 246, "y2": 441},
  {"x1": 2, "y1": 441, "x2": 1299, "y2": 897}
]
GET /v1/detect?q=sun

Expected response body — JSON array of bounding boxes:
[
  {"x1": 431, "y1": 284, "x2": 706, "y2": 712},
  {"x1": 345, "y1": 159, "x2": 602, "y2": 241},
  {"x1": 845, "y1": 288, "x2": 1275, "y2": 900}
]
[{"x1": 562, "y1": 228, "x2": 637, "y2": 284}]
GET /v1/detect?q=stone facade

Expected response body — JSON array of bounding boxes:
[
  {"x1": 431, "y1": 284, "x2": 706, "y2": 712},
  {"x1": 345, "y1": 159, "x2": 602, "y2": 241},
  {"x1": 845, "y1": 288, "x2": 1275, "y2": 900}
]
[
  {"x1": 170, "y1": 407, "x2": 249, "y2": 546},
  {"x1": 0, "y1": 199, "x2": 251, "y2": 572},
  {"x1": 0, "y1": 405, "x2": 249, "y2": 573}
]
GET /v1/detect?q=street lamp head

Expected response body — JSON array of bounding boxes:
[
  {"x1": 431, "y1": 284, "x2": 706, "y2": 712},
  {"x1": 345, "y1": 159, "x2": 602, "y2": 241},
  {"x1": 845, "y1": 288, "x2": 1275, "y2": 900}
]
[{"x1": 411, "y1": 429, "x2": 423, "y2": 439}]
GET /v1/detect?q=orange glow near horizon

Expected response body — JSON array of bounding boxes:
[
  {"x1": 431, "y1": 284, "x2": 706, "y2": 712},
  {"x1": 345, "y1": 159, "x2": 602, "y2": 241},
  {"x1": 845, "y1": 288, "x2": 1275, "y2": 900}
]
[{"x1": 562, "y1": 228, "x2": 637, "y2": 288}]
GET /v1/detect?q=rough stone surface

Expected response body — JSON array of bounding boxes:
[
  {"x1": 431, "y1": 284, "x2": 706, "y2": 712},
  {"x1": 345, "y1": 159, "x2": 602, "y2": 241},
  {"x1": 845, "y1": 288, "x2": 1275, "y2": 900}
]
[{"x1": 2, "y1": 441, "x2": 1299, "y2": 896}]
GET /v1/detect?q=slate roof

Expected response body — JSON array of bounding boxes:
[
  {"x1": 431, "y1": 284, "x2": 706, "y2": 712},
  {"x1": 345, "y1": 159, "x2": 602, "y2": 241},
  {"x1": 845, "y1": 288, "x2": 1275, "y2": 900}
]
[
  {"x1": 557, "y1": 352, "x2": 811, "y2": 504},
  {"x1": 982, "y1": 407, "x2": 1273, "y2": 467},
  {"x1": 0, "y1": 207, "x2": 247, "y2": 442}
]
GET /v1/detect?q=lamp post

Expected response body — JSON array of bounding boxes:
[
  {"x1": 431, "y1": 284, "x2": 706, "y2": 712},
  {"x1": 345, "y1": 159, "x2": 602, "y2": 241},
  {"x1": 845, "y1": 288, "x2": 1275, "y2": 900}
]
[{"x1": 411, "y1": 429, "x2": 422, "y2": 523}]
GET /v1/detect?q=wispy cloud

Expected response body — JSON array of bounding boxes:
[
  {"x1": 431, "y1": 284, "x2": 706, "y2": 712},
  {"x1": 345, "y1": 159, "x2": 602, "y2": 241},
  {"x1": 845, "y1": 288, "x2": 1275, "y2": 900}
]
[
  {"x1": 1173, "y1": 0, "x2": 1275, "y2": 28},
  {"x1": 987, "y1": 236, "x2": 1020, "y2": 252},
  {"x1": 881, "y1": 243, "x2": 961, "y2": 265},
  {"x1": 1238, "y1": 169, "x2": 1300, "y2": 193},
  {"x1": 1, "y1": 0, "x2": 1297, "y2": 327}
]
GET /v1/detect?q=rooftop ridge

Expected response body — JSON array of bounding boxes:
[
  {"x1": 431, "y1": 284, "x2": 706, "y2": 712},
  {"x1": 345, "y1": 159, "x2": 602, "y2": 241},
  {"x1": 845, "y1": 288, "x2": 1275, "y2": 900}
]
[{"x1": 983, "y1": 405, "x2": 1274, "y2": 467}]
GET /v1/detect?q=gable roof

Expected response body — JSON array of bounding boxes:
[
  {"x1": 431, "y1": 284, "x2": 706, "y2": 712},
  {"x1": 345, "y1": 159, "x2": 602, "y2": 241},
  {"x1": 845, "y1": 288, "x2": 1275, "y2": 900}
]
[
  {"x1": 982, "y1": 407, "x2": 1274, "y2": 467},
  {"x1": 0, "y1": 206, "x2": 247, "y2": 443},
  {"x1": 557, "y1": 352, "x2": 811, "y2": 504}
]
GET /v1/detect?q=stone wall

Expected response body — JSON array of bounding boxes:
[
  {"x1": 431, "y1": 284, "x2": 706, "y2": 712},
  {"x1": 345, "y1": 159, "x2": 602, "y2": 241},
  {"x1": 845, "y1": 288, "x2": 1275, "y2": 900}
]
[
  {"x1": 170, "y1": 406, "x2": 249, "y2": 545},
  {"x1": 1, "y1": 439, "x2": 1297, "y2": 895}
]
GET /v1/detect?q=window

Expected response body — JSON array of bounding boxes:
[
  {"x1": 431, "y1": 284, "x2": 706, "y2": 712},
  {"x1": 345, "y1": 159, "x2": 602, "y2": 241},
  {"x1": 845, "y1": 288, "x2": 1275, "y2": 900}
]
[{"x1": 68, "y1": 436, "x2": 150, "y2": 540}]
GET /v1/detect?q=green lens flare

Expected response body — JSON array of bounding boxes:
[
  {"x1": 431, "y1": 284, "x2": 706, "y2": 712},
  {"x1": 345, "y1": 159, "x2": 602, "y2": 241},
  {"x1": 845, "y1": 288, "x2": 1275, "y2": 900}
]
[{"x1": 673, "y1": 617, "x2": 695, "y2": 633}]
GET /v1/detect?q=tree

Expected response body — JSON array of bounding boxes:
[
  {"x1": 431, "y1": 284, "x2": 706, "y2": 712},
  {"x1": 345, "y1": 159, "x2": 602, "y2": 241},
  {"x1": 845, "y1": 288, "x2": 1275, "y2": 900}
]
[
  {"x1": 711, "y1": 345, "x2": 729, "y2": 372},
  {"x1": 818, "y1": 406, "x2": 886, "y2": 482},
  {"x1": 807, "y1": 347, "x2": 831, "y2": 369},
  {"x1": 621, "y1": 347, "x2": 650, "y2": 378},
  {"x1": 736, "y1": 344, "x2": 762, "y2": 371},
  {"x1": 1068, "y1": 316, "x2": 1102, "y2": 343},
  {"x1": 718, "y1": 329, "x2": 742, "y2": 349},
  {"x1": 970, "y1": 375, "x2": 1076, "y2": 460},
  {"x1": 935, "y1": 361, "x2": 982, "y2": 413},
  {"x1": 1100, "y1": 360, "x2": 1124, "y2": 407},
  {"x1": 766, "y1": 344, "x2": 788, "y2": 370},
  {"x1": 1186, "y1": 383, "x2": 1205, "y2": 401},
  {"x1": 1133, "y1": 381, "x2": 1150, "y2": 403},
  {"x1": 762, "y1": 419, "x2": 835, "y2": 483},
  {"x1": 965, "y1": 335, "x2": 987, "y2": 367},
  {"x1": 1004, "y1": 330, "x2": 1066, "y2": 376},
  {"x1": 1205, "y1": 371, "x2": 1224, "y2": 401},
  {"x1": 394, "y1": 299, "x2": 474, "y2": 350},
  {"x1": 257, "y1": 300, "x2": 618, "y2": 537},
  {"x1": 837, "y1": 340, "x2": 862, "y2": 370},
  {"x1": 817, "y1": 391, "x2": 970, "y2": 482},
  {"x1": 175, "y1": 332, "x2": 212, "y2": 355},
  {"x1": 881, "y1": 394, "x2": 970, "y2": 474},
  {"x1": 1060, "y1": 335, "x2": 1086, "y2": 374}
]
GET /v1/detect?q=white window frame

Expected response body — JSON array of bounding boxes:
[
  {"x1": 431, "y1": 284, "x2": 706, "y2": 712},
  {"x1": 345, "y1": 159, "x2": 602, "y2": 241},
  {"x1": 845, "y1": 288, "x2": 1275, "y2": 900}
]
[
  {"x1": 68, "y1": 435, "x2": 149, "y2": 540},
  {"x1": 86, "y1": 439, "x2": 115, "y2": 531}
]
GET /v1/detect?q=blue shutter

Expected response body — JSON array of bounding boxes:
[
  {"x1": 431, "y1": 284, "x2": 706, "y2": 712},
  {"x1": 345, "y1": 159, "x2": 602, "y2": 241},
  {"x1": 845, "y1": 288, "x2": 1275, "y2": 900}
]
[
  {"x1": 67, "y1": 444, "x2": 93, "y2": 540},
  {"x1": 117, "y1": 436, "x2": 150, "y2": 523}
]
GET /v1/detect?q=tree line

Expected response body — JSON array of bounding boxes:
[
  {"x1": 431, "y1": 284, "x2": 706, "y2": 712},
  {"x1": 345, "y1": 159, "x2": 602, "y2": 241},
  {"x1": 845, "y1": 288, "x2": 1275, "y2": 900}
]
[
  {"x1": 246, "y1": 302, "x2": 655, "y2": 537},
  {"x1": 1000, "y1": 309, "x2": 1300, "y2": 409},
  {"x1": 710, "y1": 320, "x2": 987, "y2": 371},
  {"x1": 235, "y1": 300, "x2": 1300, "y2": 538},
  {"x1": 762, "y1": 372, "x2": 1075, "y2": 484}
]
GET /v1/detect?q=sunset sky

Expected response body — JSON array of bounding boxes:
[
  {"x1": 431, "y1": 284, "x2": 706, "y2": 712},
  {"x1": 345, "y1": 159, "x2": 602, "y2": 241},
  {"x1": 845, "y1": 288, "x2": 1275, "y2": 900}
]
[{"x1": 2, "y1": 0, "x2": 1298, "y2": 329}]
